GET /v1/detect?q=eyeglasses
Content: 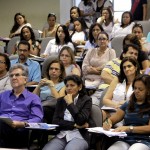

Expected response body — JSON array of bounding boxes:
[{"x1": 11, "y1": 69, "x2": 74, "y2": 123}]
[
  {"x1": 60, "y1": 54, "x2": 71, "y2": 58},
  {"x1": 98, "y1": 38, "x2": 108, "y2": 41},
  {"x1": 9, "y1": 73, "x2": 24, "y2": 78},
  {"x1": 18, "y1": 49, "x2": 28, "y2": 53},
  {"x1": 49, "y1": 67, "x2": 60, "y2": 71},
  {"x1": 0, "y1": 60, "x2": 6, "y2": 64}
]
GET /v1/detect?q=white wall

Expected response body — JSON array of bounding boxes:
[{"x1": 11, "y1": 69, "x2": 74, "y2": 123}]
[{"x1": 0, "y1": 0, "x2": 60, "y2": 37}]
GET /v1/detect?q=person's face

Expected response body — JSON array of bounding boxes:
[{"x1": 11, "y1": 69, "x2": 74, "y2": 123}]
[
  {"x1": 92, "y1": 25, "x2": 102, "y2": 40},
  {"x1": 57, "y1": 26, "x2": 65, "y2": 40},
  {"x1": 22, "y1": 28, "x2": 31, "y2": 41},
  {"x1": 98, "y1": 33, "x2": 108, "y2": 47},
  {"x1": 74, "y1": 20, "x2": 82, "y2": 32},
  {"x1": 123, "y1": 61, "x2": 137, "y2": 77},
  {"x1": 0, "y1": 56, "x2": 7, "y2": 73},
  {"x1": 18, "y1": 44, "x2": 30, "y2": 61},
  {"x1": 132, "y1": 27, "x2": 143, "y2": 40},
  {"x1": 47, "y1": 16, "x2": 56, "y2": 27},
  {"x1": 102, "y1": 10, "x2": 109, "y2": 20},
  {"x1": 65, "y1": 80, "x2": 82, "y2": 97},
  {"x1": 60, "y1": 50, "x2": 72, "y2": 66},
  {"x1": 9, "y1": 68, "x2": 27, "y2": 89},
  {"x1": 122, "y1": 13, "x2": 131, "y2": 25},
  {"x1": 71, "y1": 9, "x2": 79, "y2": 19},
  {"x1": 134, "y1": 80, "x2": 147, "y2": 103},
  {"x1": 49, "y1": 63, "x2": 61, "y2": 79},
  {"x1": 123, "y1": 46, "x2": 138, "y2": 59},
  {"x1": 16, "y1": 15, "x2": 25, "y2": 26}
]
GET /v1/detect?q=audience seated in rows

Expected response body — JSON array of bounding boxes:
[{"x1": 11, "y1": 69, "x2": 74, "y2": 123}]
[
  {"x1": 11, "y1": 40, "x2": 41, "y2": 85},
  {"x1": 9, "y1": 12, "x2": 31, "y2": 38},
  {"x1": 0, "y1": 64, "x2": 43, "y2": 148}
]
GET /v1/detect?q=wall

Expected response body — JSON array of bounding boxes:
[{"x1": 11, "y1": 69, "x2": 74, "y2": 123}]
[{"x1": 0, "y1": 0, "x2": 60, "y2": 37}]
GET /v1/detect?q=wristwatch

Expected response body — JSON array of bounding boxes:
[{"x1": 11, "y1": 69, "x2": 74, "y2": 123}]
[{"x1": 129, "y1": 126, "x2": 134, "y2": 133}]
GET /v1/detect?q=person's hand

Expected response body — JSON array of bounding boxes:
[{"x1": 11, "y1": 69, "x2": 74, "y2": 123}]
[
  {"x1": 88, "y1": 66, "x2": 99, "y2": 74},
  {"x1": 64, "y1": 94, "x2": 73, "y2": 105},
  {"x1": 101, "y1": 16, "x2": 106, "y2": 22},
  {"x1": 12, "y1": 121, "x2": 25, "y2": 128},
  {"x1": 103, "y1": 118, "x2": 112, "y2": 131},
  {"x1": 75, "y1": 122, "x2": 89, "y2": 129},
  {"x1": 113, "y1": 126, "x2": 130, "y2": 132},
  {"x1": 40, "y1": 54, "x2": 48, "y2": 58}
]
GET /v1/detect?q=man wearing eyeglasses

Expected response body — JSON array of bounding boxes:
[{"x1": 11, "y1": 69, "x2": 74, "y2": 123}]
[
  {"x1": 11, "y1": 40, "x2": 41, "y2": 86},
  {"x1": 0, "y1": 64, "x2": 43, "y2": 148}
]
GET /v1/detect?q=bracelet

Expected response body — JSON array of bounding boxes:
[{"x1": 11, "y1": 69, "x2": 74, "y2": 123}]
[{"x1": 50, "y1": 84, "x2": 55, "y2": 87}]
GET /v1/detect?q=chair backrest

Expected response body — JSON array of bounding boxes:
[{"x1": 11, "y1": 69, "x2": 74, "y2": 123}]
[
  {"x1": 99, "y1": 87, "x2": 108, "y2": 108},
  {"x1": 6, "y1": 36, "x2": 20, "y2": 55},
  {"x1": 136, "y1": 21, "x2": 150, "y2": 37},
  {"x1": 91, "y1": 104, "x2": 103, "y2": 127},
  {"x1": 41, "y1": 55, "x2": 58, "y2": 77},
  {"x1": 40, "y1": 37, "x2": 54, "y2": 54},
  {"x1": 33, "y1": 29, "x2": 41, "y2": 40},
  {"x1": 111, "y1": 36, "x2": 125, "y2": 58}
]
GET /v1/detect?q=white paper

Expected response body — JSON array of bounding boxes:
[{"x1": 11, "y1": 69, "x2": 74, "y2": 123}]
[
  {"x1": 101, "y1": 105, "x2": 117, "y2": 112},
  {"x1": 26, "y1": 123, "x2": 58, "y2": 130},
  {"x1": 87, "y1": 127, "x2": 127, "y2": 137}
]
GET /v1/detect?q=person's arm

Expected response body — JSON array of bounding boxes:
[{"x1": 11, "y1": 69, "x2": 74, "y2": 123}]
[
  {"x1": 141, "y1": 60, "x2": 149, "y2": 73},
  {"x1": 82, "y1": 49, "x2": 100, "y2": 75},
  {"x1": 103, "y1": 108, "x2": 125, "y2": 130},
  {"x1": 143, "y1": 3, "x2": 147, "y2": 20},
  {"x1": 103, "y1": 77, "x2": 121, "y2": 108},
  {"x1": 101, "y1": 70, "x2": 114, "y2": 84}
]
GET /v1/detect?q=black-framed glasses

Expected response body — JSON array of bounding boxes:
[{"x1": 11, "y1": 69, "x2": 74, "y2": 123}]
[{"x1": 9, "y1": 73, "x2": 24, "y2": 78}]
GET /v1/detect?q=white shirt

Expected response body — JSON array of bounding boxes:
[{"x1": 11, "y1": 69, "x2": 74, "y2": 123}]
[
  {"x1": 57, "y1": 95, "x2": 84, "y2": 142},
  {"x1": 44, "y1": 39, "x2": 74, "y2": 56}
]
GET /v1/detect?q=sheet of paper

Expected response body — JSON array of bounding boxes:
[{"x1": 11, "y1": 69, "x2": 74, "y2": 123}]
[
  {"x1": 87, "y1": 127, "x2": 127, "y2": 137},
  {"x1": 26, "y1": 123, "x2": 58, "y2": 130}
]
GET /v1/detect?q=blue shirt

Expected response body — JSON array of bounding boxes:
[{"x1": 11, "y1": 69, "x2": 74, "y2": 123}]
[
  {"x1": 11, "y1": 58, "x2": 41, "y2": 82},
  {"x1": 0, "y1": 89, "x2": 43, "y2": 122},
  {"x1": 40, "y1": 81, "x2": 65, "y2": 101},
  {"x1": 120, "y1": 101, "x2": 150, "y2": 126}
]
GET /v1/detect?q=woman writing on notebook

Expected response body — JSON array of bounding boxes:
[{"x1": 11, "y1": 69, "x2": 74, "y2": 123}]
[{"x1": 103, "y1": 74, "x2": 150, "y2": 150}]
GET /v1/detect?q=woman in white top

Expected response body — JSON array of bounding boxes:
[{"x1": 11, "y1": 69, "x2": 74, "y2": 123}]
[
  {"x1": 102, "y1": 57, "x2": 141, "y2": 121},
  {"x1": 97, "y1": 7, "x2": 114, "y2": 38},
  {"x1": 9, "y1": 12, "x2": 31, "y2": 38},
  {"x1": 42, "y1": 25, "x2": 74, "y2": 57},
  {"x1": 110, "y1": 11, "x2": 135, "y2": 40}
]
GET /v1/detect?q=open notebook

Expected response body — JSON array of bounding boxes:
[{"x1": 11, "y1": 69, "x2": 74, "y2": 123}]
[{"x1": 87, "y1": 127, "x2": 127, "y2": 137}]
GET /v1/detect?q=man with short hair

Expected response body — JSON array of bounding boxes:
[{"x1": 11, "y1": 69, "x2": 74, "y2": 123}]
[
  {"x1": 11, "y1": 40, "x2": 41, "y2": 85},
  {"x1": 0, "y1": 64, "x2": 43, "y2": 148}
]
